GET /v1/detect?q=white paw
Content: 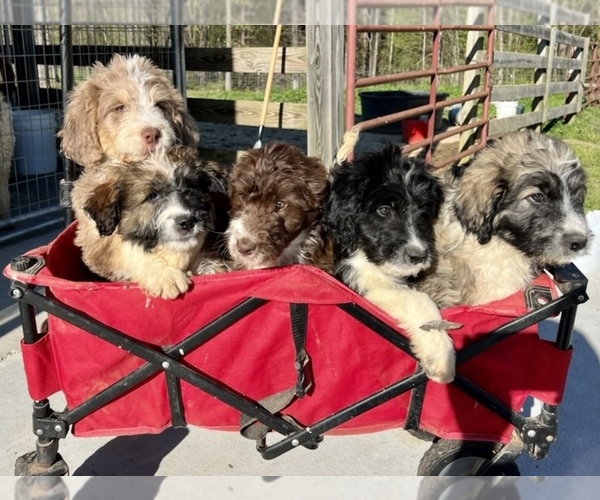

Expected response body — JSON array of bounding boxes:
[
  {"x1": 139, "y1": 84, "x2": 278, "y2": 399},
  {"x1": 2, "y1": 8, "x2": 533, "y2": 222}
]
[
  {"x1": 142, "y1": 267, "x2": 191, "y2": 299},
  {"x1": 411, "y1": 328, "x2": 455, "y2": 384}
]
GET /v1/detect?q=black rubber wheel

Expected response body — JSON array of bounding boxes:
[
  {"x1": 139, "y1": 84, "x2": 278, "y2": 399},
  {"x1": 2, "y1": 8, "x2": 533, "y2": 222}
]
[
  {"x1": 417, "y1": 477, "x2": 521, "y2": 500},
  {"x1": 417, "y1": 439, "x2": 521, "y2": 476}
]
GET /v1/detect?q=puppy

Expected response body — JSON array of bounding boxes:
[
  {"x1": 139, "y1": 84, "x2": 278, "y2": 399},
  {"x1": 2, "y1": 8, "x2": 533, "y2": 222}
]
[
  {"x1": 322, "y1": 144, "x2": 455, "y2": 383},
  {"x1": 58, "y1": 54, "x2": 199, "y2": 171},
  {"x1": 71, "y1": 146, "x2": 227, "y2": 299},
  {"x1": 417, "y1": 129, "x2": 590, "y2": 308},
  {"x1": 225, "y1": 142, "x2": 329, "y2": 270}
]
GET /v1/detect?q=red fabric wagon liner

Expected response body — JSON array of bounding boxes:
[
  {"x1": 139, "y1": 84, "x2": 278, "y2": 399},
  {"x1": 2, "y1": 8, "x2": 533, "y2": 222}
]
[{"x1": 4, "y1": 222, "x2": 572, "y2": 444}]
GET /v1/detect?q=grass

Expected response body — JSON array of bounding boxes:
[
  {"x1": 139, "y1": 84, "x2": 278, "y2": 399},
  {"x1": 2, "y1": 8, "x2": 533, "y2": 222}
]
[
  {"x1": 543, "y1": 105, "x2": 600, "y2": 213},
  {"x1": 189, "y1": 82, "x2": 600, "y2": 211}
]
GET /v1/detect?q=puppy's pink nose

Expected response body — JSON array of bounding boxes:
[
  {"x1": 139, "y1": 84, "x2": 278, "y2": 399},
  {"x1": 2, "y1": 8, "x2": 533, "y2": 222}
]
[
  {"x1": 142, "y1": 127, "x2": 161, "y2": 148},
  {"x1": 236, "y1": 238, "x2": 257, "y2": 256}
]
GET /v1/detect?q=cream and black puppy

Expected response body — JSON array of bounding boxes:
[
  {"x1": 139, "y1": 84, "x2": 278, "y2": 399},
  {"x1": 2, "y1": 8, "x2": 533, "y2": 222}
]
[
  {"x1": 417, "y1": 129, "x2": 590, "y2": 307},
  {"x1": 71, "y1": 146, "x2": 227, "y2": 299},
  {"x1": 58, "y1": 54, "x2": 199, "y2": 171}
]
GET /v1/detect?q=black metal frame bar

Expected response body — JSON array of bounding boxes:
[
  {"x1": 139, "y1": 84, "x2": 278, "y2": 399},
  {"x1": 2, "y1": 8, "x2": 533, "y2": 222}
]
[{"x1": 8, "y1": 261, "x2": 588, "y2": 471}]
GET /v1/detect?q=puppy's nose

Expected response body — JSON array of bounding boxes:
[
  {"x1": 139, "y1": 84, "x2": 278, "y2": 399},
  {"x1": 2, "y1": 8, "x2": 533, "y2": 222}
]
[
  {"x1": 406, "y1": 245, "x2": 428, "y2": 264},
  {"x1": 564, "y1": 233, "x2": 588, "y2": 252},
  {"x1": 176, "y1": 215, "x2": 197, "y2": 233},
  {"x1": 236, "y1": 238, "x2": 257, "y2": 256},
  {"x1": 142, "y1": 127, "x2": 161, "y2": 147}
]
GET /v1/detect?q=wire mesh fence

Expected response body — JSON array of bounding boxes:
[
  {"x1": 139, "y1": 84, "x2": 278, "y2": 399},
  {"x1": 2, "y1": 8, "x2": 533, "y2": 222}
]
[{"x1": 0, "y1": 24, "x2": 177, "y2": 242}]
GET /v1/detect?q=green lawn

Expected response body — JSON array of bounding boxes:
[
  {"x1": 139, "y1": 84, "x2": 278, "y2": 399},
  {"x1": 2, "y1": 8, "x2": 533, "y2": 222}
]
[
  {"x1": 189, "y1": 83, "x2": 600, "y2": 211},
  {"x1": 543, "y1": 105, "x2": 600, "y2": 213}
]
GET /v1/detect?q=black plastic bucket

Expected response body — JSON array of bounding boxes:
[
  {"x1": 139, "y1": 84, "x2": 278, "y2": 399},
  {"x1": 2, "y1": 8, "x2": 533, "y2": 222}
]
[{"x1": 359, "y1": 90, "x2": 448, "y2": 134}]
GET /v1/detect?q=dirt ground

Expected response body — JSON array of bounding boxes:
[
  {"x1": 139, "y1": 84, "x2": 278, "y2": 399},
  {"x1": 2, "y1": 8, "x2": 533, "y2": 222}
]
[{"x1": 197, "y1": 121, "x2": 460, "y2": 166}]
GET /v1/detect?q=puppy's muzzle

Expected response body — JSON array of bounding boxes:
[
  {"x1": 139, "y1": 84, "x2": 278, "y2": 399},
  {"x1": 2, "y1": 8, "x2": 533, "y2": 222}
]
[
  {"x1": 564, "y1": 232, "x2": 588, "y2": 253},
  {"x1": 142, "y1": 126, "x2": 162, "y2": 152},
  {"x1": 406, "y1": 244, "x2": 429, "y2": 265},
  {"x1": 236, "y1": 237, "x2": 257, "y2": 256},
  {"x1": 176, "y1": 214, "x2": 199, "y2": 234}
]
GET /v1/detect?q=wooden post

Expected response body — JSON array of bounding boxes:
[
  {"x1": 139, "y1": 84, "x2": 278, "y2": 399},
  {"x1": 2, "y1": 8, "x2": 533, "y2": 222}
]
[
  {"x1": 532, "y1": 28, "x2": 550, "y2": 133},
  {"x1": 578, "y1": 38, "x2": 590, "y2": 114},
  {"x1": 457, "y1": 7, "x2": 487, "y2": 161},
  {"x1": 541, "y1": 27, "x2": 556, "y2": 124},
  {"x1": 306, "y1": 0, "x2": 345, "y2": 162}
]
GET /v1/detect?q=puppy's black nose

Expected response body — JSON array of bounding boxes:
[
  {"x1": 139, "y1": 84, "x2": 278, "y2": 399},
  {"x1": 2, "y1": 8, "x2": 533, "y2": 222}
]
[
  {"x1": 406, "y1": 245, "x2": 428, "y2": 264},
  {"x1": 176, "y1": 215, "x2": 197, "y2": 233},
  {"x1": 236, "y1": 238, "x2": 257, "y2": 256},
  {"x1": 564, "y1": 233, "x2": 588, "y2": 252}
]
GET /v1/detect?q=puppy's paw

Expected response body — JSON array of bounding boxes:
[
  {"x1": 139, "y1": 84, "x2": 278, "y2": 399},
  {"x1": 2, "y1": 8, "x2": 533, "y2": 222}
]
[
  {"x1": 142, "y1": 267, "x2": 191, "y2": 299},
  {"x1": 411, "y1": 328, "x2": 455, "y2": 384},
  {"x1": 193, "y1": 258, "x2": 232, "y2": 275}
]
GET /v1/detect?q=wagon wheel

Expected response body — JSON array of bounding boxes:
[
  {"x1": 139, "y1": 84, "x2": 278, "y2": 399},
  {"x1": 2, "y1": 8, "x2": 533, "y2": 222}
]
[
  {"x1": 417, "y1": 439, "x2": 521, "y2": 476},
  {"x1": 417, "y1": 476, "x2": 521, "y2": 500}
]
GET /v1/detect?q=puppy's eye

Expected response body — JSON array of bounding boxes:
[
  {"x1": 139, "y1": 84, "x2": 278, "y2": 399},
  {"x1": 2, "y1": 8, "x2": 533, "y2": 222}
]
[
  {"x1": 376, "y1": 206, "x2": 391, "y2": 217},
  {"x1": 155, "y1": 102, "x2": 167, "y2": 113},
  {"x1": 528, "y1": 193, "x2": 545, "y2": 203},
  {"x1": 146, "y1": 191, "x2": 160, "y2": 202},
  {"x1": 275, "y1": 200, "x2": 286, "y2": 211},
  {"x1": 114, "y1": 104, "x2": 126, "y2": 113}
]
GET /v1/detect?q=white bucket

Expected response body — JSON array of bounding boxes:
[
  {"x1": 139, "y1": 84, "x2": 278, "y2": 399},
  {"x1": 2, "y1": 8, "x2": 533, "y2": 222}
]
[
  {"x1": 12, "y1": 108, "x2": 58, "y2": 176},
  {"x1": 448, "y1": 104, "x2": 462, "y2": 125},
  {"x1": 492, "y1": 101, "x2": 523, "y2": 119}
]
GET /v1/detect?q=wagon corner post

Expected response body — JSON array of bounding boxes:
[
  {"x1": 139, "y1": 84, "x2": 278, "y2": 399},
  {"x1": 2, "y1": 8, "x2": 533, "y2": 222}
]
[{"x1": 305, "y1": 0, "x2": 345, "y2": 162}]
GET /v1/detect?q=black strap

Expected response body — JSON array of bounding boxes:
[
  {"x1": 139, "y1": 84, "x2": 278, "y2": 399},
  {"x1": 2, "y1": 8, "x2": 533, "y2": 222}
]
[
  {"x1": 290, "y1": 303, "x2": 313, "y2": 397},
  {"x1": 239, "y1": 303, "x2": 312, "y2": 445}
]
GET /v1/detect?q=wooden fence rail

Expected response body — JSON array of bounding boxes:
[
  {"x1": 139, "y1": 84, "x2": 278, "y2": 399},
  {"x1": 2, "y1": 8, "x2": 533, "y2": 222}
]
[
  {"x1": 486, "y1": 25, "x2": 588, "y2": 137},
  {"x1": 3, "y1": 24, "x2": 594, "y2": 163}
]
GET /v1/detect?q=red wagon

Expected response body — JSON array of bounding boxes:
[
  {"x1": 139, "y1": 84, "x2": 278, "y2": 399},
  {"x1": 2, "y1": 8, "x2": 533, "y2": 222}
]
[{"x1": 3, "y1": 221, "x2": 588, "y2": 476}]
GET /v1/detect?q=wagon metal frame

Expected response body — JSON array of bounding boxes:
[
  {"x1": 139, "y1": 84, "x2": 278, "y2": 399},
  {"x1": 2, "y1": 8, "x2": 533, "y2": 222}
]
[{"x1": 5, "y1": 244, "x2": 589, "y2": 476}]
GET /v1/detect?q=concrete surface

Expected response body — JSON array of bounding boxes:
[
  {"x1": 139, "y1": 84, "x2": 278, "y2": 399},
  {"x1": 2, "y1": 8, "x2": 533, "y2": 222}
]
[
  {"x1": 1, "y1": 476, "x2": 600, "y2": 499},
  {"x1": 0, "y1": 227, "x2": 598, "y2": 477}
]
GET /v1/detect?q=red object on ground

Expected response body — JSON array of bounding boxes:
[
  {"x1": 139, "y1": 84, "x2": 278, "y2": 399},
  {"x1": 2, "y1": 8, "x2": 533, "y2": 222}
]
[{"x1": 402, "y1": 119, "x2": 428, "y2": 144}]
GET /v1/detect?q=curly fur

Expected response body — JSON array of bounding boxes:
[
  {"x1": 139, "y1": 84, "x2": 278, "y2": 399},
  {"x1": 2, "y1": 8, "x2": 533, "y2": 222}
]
[
  {"x1": 58, "y1": 54, "x2": 199, "y2": 171},
  {"x1": 417, "y1": 129, "x2": 590, "y2": 308},
  {"x1": 322, "y1": 145, "x2": 455, "y2": 383},
  {"x1": 71, "y1": 146, "x2": 227, "y2": 299},
  {"x1": 226, "y1": 142, "x2": 329, "y2": 270}
]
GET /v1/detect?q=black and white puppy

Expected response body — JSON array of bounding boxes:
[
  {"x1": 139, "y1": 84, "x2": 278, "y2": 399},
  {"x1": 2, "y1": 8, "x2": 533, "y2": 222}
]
[
  {"x1": 322, "y1": 145, "x2": 455, "y2": 383},
  {"x1": 72, "y1": 145, "x2": 228, "y2": 299}
]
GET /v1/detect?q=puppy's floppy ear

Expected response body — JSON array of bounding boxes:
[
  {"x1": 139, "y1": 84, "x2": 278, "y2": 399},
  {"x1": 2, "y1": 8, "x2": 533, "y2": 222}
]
[
  {"x1": 452, "y1": 153, "x2": 506, "y2": 244},
  {"x1": 83, "y1": 181, "x2": 122, "y2": 237},
  {"x1": 298, "y1": 156, "x2": 330, "y2": 210},
  {"x1": 57, "y1": 73, "x2": 105, "y2": 168},
  {"x1": 200, "y1": 160, "x2": 232, "y2": 195},
  {"x1": 176, "y1": 109, "x2": 201, "y2": 148},
  {"x1": 162, "y1": 97, "x2": 200, "y2": 148},
  {"x1": 321, "y1": 160, "x2": 367, "y2": 254}
]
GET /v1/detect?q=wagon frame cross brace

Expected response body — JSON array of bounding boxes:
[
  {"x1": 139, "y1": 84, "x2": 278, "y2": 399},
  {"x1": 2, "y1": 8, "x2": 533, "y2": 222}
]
[{"x1": 8, "y1": 257, "x2": 588, "y2": 476}]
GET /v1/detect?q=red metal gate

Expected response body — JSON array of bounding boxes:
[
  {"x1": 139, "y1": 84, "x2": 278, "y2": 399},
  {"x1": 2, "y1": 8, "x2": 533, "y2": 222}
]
[{"x1": 345, "y1": 0, "x2": 496, "y2": 167}]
